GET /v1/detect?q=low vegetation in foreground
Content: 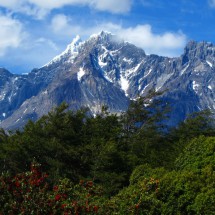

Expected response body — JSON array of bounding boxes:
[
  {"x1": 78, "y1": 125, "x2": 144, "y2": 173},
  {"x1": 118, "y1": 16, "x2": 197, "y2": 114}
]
[{"x1": 0, "y1": 91, "x2": 215, "y2": 214}]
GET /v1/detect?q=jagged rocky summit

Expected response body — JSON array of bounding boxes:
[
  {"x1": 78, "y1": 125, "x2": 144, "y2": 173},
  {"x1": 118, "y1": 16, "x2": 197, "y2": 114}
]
[{"x1": 0, "y1": 31, "x2": 215, "y2": 129}]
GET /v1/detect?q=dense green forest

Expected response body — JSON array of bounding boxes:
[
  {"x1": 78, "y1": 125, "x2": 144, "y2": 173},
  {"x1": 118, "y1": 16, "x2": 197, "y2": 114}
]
[{"x1": 0, "y1": 90, "x2": 215, "y2": 214}]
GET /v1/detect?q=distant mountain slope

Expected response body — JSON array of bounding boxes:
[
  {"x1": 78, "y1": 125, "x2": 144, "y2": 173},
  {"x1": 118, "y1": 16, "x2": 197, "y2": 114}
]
[{"x1": 0, "y1": 31, "x2": 215, "y2": 129}]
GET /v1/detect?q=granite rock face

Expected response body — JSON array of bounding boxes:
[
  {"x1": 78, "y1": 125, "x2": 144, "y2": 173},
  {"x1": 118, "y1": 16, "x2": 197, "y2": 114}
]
[{"x1": 0, "y1": 32, "x2": 215, "y2": 129}]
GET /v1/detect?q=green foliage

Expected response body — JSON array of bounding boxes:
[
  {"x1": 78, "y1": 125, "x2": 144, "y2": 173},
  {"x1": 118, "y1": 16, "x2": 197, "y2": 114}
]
[
  {"x1": 90, "y1": 140, "x2": 129, "y2": 196},
  {"x1": 130, "y1": 164, "x2": 167, "y2": 185},
  {"x1": 103, "y1": 177, "x2": 161, "y2": 215},
  {"x1": 175, "y1": 136, "x2": 215, "y2": 171},
  {"x1": 112, "y1": 136, "x2": 215, "y2": 215},
  {"x1": 0, "y1": 128, "x2": 8, "y2": 143},
  {"x1": 0, "y1": 91, "x2": 215, "y2": 213},
  {"x1": 122, "y1": 89, "x2": 169, "y2": 135},
  {"x1": 171, "y1": 110, "x2": 215, "y2": 143},
  {"x1": 1, "y1": 103, "x2": 92, "y2": 182},
  {"x1": 120, "y1": 89, "x2": 175, "y2": 169},
  {"x1": 192, "y1": 188, "x2": 215, "y2": 214}
]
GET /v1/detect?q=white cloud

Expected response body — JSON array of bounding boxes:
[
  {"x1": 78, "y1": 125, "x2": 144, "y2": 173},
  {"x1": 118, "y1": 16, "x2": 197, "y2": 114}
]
[
  {"x1": 0, "y1": 0, "x2": 22, "y2": 8},
  {"x1": 28, "y1": 0, "x2": 81, "y2": 9},
  {"x1": 116, "y1": 25, "x2": 187, "y2": 56},
  {"x1": 51, "y1": 14, "x2": 70, "y2": 32},
  {"x1": 50, "y1": 16, "x2": 187, "y2": 57},
  {"x1": 209, "y1": 0, "x2": 215, "y2": 7},
  {"x1": 0, "y1": 0, "x2": 132, "y2": 18},
  {"x1": 0, "y1": 15, "x2": 26, "y2": 56},
  {"x1": 29, "y1": 0, "x2": 131, "y2": 13},
  {"x1": 91, "y1": 0, "x2": 131, "y2": 13},
  {"x1": 50, "y1": 14, "x2": 82, "y2": 38},
  {"x1": 0, "y1": 0, "x2": 47, "y2": 19}
]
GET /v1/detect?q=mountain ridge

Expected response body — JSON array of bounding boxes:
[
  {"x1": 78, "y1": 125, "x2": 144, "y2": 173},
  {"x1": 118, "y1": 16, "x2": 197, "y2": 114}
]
[{"x1": 0, "y1": 31, "x2": 215, "y2": 129}]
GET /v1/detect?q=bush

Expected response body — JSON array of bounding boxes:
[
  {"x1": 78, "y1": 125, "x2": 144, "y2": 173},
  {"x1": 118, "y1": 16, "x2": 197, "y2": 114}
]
[{"x1": 0, "y1": 162, "x2": 105, "y2": 214}]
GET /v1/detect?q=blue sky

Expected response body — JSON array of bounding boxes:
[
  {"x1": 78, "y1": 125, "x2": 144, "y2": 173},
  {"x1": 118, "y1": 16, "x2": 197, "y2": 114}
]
[{"x1": 0, "y1": 0, "x2": 215, "y2": 74}]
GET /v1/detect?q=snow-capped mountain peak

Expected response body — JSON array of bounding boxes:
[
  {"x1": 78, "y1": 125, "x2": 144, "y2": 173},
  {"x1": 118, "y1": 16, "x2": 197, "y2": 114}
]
[
  {"x1": 44, "y1": 35, "x2": 83, "y2": 67},
  {"x1": 89, "y1": 30, "x2": 112, "y2": 39},
  {"x1": 71, "y1": 35, "x2": 82, "y2": 46},
  {"x1": 88, "y1": 30, "x2": 123, "y2": 46}
]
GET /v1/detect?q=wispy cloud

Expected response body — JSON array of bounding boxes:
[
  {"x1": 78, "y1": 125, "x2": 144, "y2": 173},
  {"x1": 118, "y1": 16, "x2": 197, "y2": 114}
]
[
  {"x1": 90, "y1": 0, "x2": 131, "y2": 14},
  {"x1": 0, "y1": 0, "x2": 132, "y2": 19},
  {"x1": 208, "y1": 0, "x2": 215, "y2": 7},
  {"x1": 0, "y1": 0, "x2": 46, "y2": 19},
  {"x1": 0, "y1": 15, "x2": 26, "y2": 56},
  {"x1": 51, "y1": 14, "x2": 71, "y2": 33},
  {"x1": 29, "y1": 0, "x2": 132, "y2": 13},
  {"x1": 34, "y1": 38, "x2": 58, "y2": 51},
  {"x1": 140, "y1": 0, "x2": 154, "y2": 7},
  {"x1": 50, "y1": 14, "x2": 81, "y2": 35}
]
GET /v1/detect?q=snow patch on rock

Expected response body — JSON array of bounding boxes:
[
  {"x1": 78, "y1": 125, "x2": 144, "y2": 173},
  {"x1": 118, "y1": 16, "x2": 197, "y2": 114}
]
[
  {"x1": 192, "y1": 81, "x2": 200, "y2": 93},
  {"x1": 77, "y1": 67, "x2": 85, "y2": 81},
  {"x1": 206, "y1": 60, "x2": 213, "y2": 68}
]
